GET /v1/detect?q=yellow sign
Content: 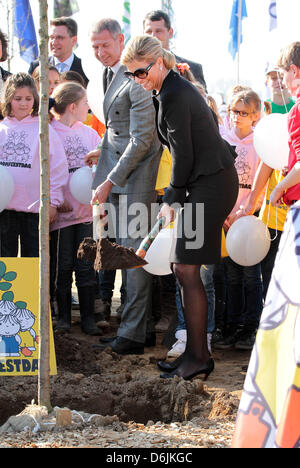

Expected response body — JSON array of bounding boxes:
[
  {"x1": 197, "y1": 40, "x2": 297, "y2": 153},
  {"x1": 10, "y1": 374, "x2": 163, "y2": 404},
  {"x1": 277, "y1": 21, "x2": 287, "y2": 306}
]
[{"x1": 0, "y1": 258, "x2": 57, "y2": 376}]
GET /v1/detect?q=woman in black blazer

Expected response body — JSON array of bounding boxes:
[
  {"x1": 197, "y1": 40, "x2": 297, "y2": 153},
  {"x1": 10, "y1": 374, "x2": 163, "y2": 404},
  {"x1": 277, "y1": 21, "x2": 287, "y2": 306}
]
[{"x1": 122, "y1": 36, "x2": 239, "y2": 381}]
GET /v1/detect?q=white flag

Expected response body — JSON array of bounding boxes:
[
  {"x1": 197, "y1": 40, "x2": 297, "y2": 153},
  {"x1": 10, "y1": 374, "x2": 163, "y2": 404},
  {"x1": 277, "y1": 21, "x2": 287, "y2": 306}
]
[
  {"x1": 269, "y1": 1, "x2": 277, "y2": 31},
  {"x1": 122, "y1": 1, "x2": 131, "y2": 44}
]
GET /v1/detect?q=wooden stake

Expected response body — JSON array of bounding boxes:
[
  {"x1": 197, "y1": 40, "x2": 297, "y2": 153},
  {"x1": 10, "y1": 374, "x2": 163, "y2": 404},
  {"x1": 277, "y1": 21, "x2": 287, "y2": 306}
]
[{"x1": 38, "y1": 0, "x2": 51, "y2": 412}]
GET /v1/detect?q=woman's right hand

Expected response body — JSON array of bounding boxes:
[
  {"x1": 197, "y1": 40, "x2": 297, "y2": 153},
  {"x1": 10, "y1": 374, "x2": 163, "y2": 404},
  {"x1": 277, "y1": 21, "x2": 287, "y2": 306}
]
[{"x1": 157, "y1": 203, "x2": 175, "y2": 228}]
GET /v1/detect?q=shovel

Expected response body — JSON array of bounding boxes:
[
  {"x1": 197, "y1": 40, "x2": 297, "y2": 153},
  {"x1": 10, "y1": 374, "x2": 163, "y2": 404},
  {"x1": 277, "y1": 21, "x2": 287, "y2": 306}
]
[{"x1": 77, "y1": 213, "x2": 167, "y2": 271}]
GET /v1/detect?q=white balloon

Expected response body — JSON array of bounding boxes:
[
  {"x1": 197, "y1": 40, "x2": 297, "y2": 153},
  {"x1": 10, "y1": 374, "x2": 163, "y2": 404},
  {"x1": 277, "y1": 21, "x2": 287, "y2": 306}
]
[
  {"x1": 226, "y1": 216, "x2": 271, "y2": 267},
  {"x1": 253, "y1": 113, "x2": 289, "y2": 170},
  {"x1": 0, "y1": 166, "x2": 15, "y2": 213},
  {"x1": 87, "y1": 78, "x2": 105, "y2": 124},
  {"x1": 69, "y1": 166, "x2": 93, "y2": 205},
  {"x1": 143, "y1": 227, "x2": 174, "y2": 276}
]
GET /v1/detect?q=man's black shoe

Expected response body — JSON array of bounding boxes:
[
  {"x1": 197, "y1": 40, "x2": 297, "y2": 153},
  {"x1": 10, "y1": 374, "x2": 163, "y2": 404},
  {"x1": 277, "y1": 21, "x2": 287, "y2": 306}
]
[
  {"x1": 99, "y1": 335, "x2": 117, "y2": 343},
  {"x1": 99, "y1": 333, "x2": 156, "y2": 347},
  {"x1": 145, "y1": 332, "x2": 156, "y2": 347},
  {"x1": 92, "y1": 337, "x2": 144, "y2": 355}
]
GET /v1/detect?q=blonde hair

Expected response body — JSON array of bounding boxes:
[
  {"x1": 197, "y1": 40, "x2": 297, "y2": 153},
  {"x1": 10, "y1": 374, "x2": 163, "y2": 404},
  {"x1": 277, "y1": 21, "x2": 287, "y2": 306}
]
[
  {"x1": 231, "y1": 89, "x2": 261, "y2": 113},
  {"x1": 121, "y1": 35, "x2": 176, "y2": 70},
  {"x1": 230, "y1": 89, "x2": 261, "y2": 126},
  {"x1": 51, "y1": 81, "x2": 86, "y2": 115},
  {"x1": 226, "y1": 84, "x2": 252, "y2": 114}
]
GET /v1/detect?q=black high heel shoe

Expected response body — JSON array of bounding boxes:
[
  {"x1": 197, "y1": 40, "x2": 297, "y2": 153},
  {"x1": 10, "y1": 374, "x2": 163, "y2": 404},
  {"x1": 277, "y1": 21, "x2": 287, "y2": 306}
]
[
  {"x1": 157, "y1": 357, "x2": 183, "y2": 373},
  {"x1": 157, "y1": 360, "x2": 177, "y2": 372},
  {"x1": 160, "y1": 357, "x2": 215, "y2": 381}
]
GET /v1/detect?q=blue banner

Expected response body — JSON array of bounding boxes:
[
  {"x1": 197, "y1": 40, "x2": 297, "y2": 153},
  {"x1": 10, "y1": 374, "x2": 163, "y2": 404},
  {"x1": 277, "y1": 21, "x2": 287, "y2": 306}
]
[
  {"x1": 228, "y1": 0, "x2": 248, "y2": 60},
  {"x1": 14, "y1": 0, "x2": 38, "y2": 64},
  {"x1": 269, "y1": 1, "x2": 277, "y2": 31}
]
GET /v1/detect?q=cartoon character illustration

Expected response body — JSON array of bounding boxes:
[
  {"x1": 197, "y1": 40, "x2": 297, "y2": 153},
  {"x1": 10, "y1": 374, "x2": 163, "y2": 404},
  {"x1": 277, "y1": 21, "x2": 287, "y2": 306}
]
[
  {"x1": 235, "y1": 148, "x2": 252, "y2": 186},
  {"x1": 0, "y1": 313, "x2": 21, "y2": 357},
  {"x1": 64, "y1": 135, "x2": 88, "y2": 170},
  {"x1": 0, "y1": 299, "x2": 17, "y2": 316},
  {"x1": 1, "y1": 130, "x2": 31, "y2": 165},
  {"x1": 14, "y1": 306, "x2": 38, "y2": 357}
]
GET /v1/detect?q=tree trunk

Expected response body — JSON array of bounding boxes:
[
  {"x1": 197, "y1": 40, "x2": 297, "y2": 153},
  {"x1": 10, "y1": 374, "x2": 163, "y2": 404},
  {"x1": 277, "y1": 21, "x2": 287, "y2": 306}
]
[{"x1": 38, "y1": 0, "x2": 51, "y2": 412}]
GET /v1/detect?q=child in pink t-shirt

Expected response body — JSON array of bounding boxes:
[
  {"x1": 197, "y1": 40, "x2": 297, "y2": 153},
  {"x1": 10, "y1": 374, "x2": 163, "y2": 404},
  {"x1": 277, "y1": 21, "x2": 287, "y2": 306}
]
[
  {"x1": 50, "y1": 82, "x2": 102, "y2": 336},
  {"x1": 216, "y1": 89, "x2": 264, "y2": 351},
  {"x1": 0, "y1": 72, "x2": 68, "y2": 257}
]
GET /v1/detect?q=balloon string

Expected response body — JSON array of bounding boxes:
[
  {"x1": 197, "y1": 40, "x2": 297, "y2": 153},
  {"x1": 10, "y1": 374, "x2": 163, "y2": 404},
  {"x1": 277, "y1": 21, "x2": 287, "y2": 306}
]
[
  {"x1": 276, "y1": 69, "x2": 289, "y2": 114},
  {"x1": 266, "y1": 199, "x2": 278, "y2": 241}
]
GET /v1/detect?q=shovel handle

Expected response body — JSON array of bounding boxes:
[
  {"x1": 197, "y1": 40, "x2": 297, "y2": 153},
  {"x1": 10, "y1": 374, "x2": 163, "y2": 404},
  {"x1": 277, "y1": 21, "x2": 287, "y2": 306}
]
[
  {"x1": 92, "y1": 202, "x2": 105, "y2": 240},
  {"x1": 136, "y1": 217, "x2": 166, "y2": 259}
]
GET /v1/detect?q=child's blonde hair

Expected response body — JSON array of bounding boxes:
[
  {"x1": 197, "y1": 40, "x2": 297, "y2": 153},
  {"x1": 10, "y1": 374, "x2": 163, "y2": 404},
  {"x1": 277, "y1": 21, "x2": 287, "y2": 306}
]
[
  {"x1": 1, "y1": 73, "x2": 39, "y2": 118},
  {"x1": 51, "y1": 81, "x2": 86, "y2": 116},
  {"x1": 231, "y1": 89, "x2": 261, "y2": 113},
  {"x1": 226, "y1": 85, "x2": 252, "y2": 115}
]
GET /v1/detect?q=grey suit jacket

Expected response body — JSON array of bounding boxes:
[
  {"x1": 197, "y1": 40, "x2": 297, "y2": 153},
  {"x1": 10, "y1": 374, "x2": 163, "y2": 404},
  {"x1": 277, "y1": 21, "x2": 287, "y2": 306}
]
[{"x1": 92, "y1": 65, "x2": 162, "y2": 194}]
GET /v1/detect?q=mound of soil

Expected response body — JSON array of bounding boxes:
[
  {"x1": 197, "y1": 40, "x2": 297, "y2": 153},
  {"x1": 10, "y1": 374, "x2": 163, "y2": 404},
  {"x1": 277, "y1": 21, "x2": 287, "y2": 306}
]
[{"x1": 0, "y1": 318, "x2": 249, "y2": 427}]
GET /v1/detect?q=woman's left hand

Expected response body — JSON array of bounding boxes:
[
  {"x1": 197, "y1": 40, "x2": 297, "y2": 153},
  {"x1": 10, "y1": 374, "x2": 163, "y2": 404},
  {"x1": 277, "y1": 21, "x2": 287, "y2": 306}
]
[
  {"x1": 92, "y1": 180, "x2": 113, "y2": 214},
  {"x1": 158, "y1": 203, "x2": 175, "y2": 228}
]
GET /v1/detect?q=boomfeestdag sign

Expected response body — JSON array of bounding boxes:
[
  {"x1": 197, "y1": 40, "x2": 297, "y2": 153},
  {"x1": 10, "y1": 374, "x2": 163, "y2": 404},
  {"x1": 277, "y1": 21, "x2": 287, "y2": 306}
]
[{"x1": 0, "y1": 258, "x2": 57, "y2": 376}]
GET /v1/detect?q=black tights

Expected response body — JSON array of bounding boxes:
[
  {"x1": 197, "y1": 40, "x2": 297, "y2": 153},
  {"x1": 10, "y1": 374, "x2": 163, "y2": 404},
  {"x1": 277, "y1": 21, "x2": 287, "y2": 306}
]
[{"x1": 168, "y1": 263, "x2": 210, "y2": 378}]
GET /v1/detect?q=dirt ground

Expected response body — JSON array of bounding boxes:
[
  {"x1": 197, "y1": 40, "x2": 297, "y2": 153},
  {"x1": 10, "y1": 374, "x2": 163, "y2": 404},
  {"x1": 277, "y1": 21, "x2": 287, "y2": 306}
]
[{"x1": 0, "y1": 273, "x2": 251, "y2": 448}]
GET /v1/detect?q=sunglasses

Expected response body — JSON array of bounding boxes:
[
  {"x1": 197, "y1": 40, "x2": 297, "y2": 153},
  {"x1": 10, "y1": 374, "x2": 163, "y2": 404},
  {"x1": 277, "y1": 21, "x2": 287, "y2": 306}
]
[{"x1": 124, "y1": 62, "x2": 155, "y2": 80}]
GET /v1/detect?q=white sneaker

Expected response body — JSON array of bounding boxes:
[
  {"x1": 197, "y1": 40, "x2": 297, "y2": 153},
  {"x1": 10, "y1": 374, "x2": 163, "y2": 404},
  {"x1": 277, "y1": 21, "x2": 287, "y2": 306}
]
[
  {"x1": 167, "y1": 339, "x2": 186, "y2": 358},
  {"x1": 167, "y1": 330, "x2": 212, "y2": 357},
  {"x1": 167, "y1": 329, "x2": 187, "y2": 358}
]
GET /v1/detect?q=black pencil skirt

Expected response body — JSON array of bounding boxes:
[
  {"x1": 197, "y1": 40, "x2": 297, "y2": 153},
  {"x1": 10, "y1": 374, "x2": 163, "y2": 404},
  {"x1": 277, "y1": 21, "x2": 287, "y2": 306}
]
[{"x1": 170, "y1": 165, "x2": 239, "y2": 265}]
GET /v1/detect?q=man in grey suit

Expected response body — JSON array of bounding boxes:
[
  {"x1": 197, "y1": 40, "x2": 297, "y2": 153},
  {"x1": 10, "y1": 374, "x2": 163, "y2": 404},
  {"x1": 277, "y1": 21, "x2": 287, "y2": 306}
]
[
  {"x1": 90, "y1": 19, "x2": 162, "y2": 355},
  {"x1": 143, "y1": 10, "x2": 206, "y2": 89}
]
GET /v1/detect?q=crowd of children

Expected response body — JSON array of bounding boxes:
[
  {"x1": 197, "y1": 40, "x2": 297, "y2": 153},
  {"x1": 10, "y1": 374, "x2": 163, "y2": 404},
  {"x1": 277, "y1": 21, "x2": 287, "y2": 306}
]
[{"x1": 0, "y1": 24, "x2": 300, "y2": 375}]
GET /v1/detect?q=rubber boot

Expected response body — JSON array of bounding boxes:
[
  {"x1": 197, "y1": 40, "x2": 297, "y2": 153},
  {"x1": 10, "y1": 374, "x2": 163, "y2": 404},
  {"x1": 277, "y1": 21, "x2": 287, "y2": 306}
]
[
  {"x1": 77, "y1": 286, "x2": 103, "y2": 336},
  {"x1": 55, "y1": 290, "x2": 72, "y2": 332}
]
